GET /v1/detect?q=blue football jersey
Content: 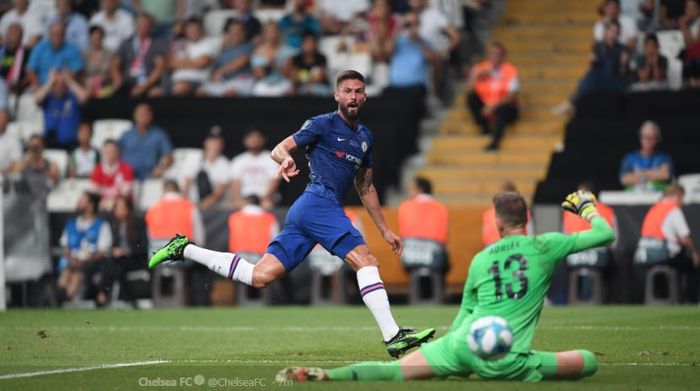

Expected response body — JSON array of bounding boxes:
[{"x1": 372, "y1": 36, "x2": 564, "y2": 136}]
[{"x1": 292, "y1": 111, "x2": 374, "y2": 204}]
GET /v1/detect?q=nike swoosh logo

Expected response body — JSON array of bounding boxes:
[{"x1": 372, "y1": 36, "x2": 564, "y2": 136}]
[{"x1": 337, "y1": 138, "x2": 347, "y2": 142}]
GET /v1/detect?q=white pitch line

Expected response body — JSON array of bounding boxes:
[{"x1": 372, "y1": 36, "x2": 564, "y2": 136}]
[
  {"x1": 0, "y1": 360, "x2": 171, "y2": 381},
  {"x1": 175, "y1": 359, "x2": 696, "y2": 367}
]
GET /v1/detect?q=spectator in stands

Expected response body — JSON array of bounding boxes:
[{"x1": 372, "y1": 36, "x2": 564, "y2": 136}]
[
  {"x1": 131, "y1": 0, "x2": 184, "y2": 37},
  {"x1": 289, "y1": 32, "x2": 329, "y2": 96},
  {"x1": 620, "y1": 120, "x2": 674, "y2": 192},
  {"x1": 34, "y1": 70, "x2": 89, "y2": 149},
  {"x1": 83, "y1": 25, "x2": 115, "y2": 98},
  {"x1": 91, "y1": 139, "x2": 134, "y2": 210},
  {"x1": 398, "y1": 177, "x2": 449, "y2": 271},
  {"x1": 368, "y1": 0, "x2": 400, "y2": 64},
  {"x1": 183, "y1": 127, "x2": 230, "y2": 210},
  {"x1": 89, "y1": 0, "x2": 135, "y2": 52},
  {"x1": 68, "y1": 123, "x2": 100, "y2": 178},
  {"x1": 228, "y1": 194, "x2": 279, "y2": 259},
  {"x1": 230, "y1": 128, "x2": 279, "y2": 209},
  {"x1": 57, "y1": 191, "x2": 113, "y2": 304},
  {"x1": 199, "y1": 18, "x2": 255, "y2": 97},
  {"x1": 250, "y1": 21, "x2": 295, "y2": 96},
  {"x1": 659, "y1": 0, "x2": 687, "y2": 29},
  {"x1": 0, "y1": 0, "x2": 43, "y2": 47},
  {"x1": 631, "y1": 33, "x2": 668, "y2": 88},
  {"x1": 0, "y1": 23, "x2": 31, "y2": 94},
  {"x1": 594, "y1": 0, "x2": 638, "y2": 49},
  {"x1": 318, "y1": 0, "x2": 370, "y2": 35},
  {"x1": 465, "y1": 41, "x2": 519, "y2": 151},
  {"x1": 112, "y1": 12, "x2": 167, "y2": 98},
  {"x1": 387, "y1": 11, "x2": 435, "y2": 94},
  {"x1": 47, "y1": 0, "x2": 89, "y2": 52},
  {"x1": 168, "y1": 16, "x2": 217, "y2": 96},
  {"x1": 680, "y1": 0, "x2": 700, "y2": 86},
  {"x1": 99, "y1": 195, "x2": 148, "y2": 306},
  {"x1": 118, "y1": 103, "x2": 173, "y2": 180},
  {"x1": 0, "y1": 110, "x2": 21, "y2": 174},
  {"x1": 10, "y1": 134, "x2": 60, "y2": 184},
  {"x1": 278, "y1": 0, "x2": 321, "y2": 49},
  {"x1": 635, "y1": 185, "x2": 700, "y2": 302},
  {"x1": 232, "y1": 0, "x2": 262, "y2": 42},
  {"x1": 482, "y1": 181, "x2": 533, "y2": 247},
  {"x1": 27, "y1": 22, "x2": 84, "y2": 88},
  {"x1": 145, "y1": 179, "x2": 205, "y2": 246}
]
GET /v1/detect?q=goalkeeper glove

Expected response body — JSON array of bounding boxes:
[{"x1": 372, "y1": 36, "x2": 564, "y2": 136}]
[{"x1": 562, "y1": 190, "x2": 598, "y2": 221}]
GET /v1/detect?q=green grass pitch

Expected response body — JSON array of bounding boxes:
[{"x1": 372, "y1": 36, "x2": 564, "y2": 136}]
[{"x1": 1, "y1": 306, "x2": 699, "y2": 390}]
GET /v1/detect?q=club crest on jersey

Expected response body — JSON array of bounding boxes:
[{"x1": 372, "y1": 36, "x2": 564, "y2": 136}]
[{"x1": 361, "y1": 141, "x2": 368, "y2": 152}]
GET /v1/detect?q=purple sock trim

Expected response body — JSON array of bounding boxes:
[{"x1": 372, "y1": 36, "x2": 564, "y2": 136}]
[
  {"x1": 227, "y1": 255, "x2": 241, "y2": 280},
  {"x1": 360, "y1": 282, "x2": 385, "y2": 297}
]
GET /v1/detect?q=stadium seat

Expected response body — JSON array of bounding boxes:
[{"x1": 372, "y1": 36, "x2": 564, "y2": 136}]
[
  {"x1": 151, "y1": 265, "x2": 187, "y2": 308},
  {"x1": 91, "y1": 119, "x2": 133, "y2": 149},
  {"x1": 204, "y1": 9, "x2": 239, "y2": 36},
  {"x1": 568, "y1": 268, "x2": 603, "y2": 305},
  {"x1": 7, "y1": 120, "x2": 42, "y2": 143},
  {"x1": 43, "y1": 149, "x2": 69, "y2": 178},
  {"x1": 678, "y1": 174, "x2": 700, "y2": 204},
  {"x1": 254, "y1": 8, "x2": 285, "y2": 23},
  {"x1": 408, "y1": 268, "x2": 445, "y2": 305},
  {"x1": 164, "y1": 148, "x2": 204, "y2": 184},
  {"x1": 137, "y1": 178, "x2": 165, "y2": 211},
  {"x1": 13, "y1": 93, "x2": 44, "y2": 122},
  {"x1": 644, "y1": 265, "x2": 679, "y2": 305},
  {"x1": 234, "y1": 253, "x2": 272, "y2": 306},
  {"x1": 46, "y1": 178, "x2": 93, "y2": 212}
]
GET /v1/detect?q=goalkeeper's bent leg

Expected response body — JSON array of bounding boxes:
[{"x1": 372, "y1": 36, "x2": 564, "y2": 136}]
[
  {"x1": 326, "y1": 361, "x2": 404, "y2": 381},
  {"x1": 536, "y1": 349, "x2": 598, "y2": 380}
]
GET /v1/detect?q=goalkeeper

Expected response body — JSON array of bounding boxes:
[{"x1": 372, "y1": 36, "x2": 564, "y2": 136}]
[{"x1": 278, "y1": 190, "x2": 615, "y2": 383}]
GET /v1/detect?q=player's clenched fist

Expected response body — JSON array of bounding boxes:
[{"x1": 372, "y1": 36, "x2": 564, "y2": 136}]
[
  {"x1": 276, "y1": 157, "x2": 300, "y2": 182},
  {"x1": 561, "y1": 191, "x2": 598, "y2": 221}
]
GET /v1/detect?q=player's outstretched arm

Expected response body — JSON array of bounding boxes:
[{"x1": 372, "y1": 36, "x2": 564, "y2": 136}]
[
  {"x1": 271, "y1": 136, "x2": 300, "y2": 182},
  {"x1": 562, "y1": 191, "x2": 616, "y2": 253},
  {"x1": 355, "y1": 167, "x2": 403, "y2": 255}
]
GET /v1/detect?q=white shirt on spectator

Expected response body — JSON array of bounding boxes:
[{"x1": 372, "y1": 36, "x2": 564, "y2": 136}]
[
  {"x1": 187, "y1": 156, "x2": 231, "y2": 185},
  {"x1": 418, "y1": 6, "x2": 450, "y2": 55},
  {"x1": 318, "y1": 0, "x2": 370, "y2": 23},
  {"x1": 60, "y1": 216, "x2": 113, "y2": 261},
  {"x1": 71, "y1": 147, "x2": 99, "y2": 178},
  {"x1": 0, "y1": 129, "x2": 22, "y2": 172},
  {"x1": 89, "y1": 9, "x2": 135, "y2": 51},
  {"x1": 661, "y1": 208, "x2": 691, "y2": 257},
  {"x1": 230, "y1": 150, "x2": 278, "y2": 198},
  {"x1": 0, "y1": 8, "x2": 44, "y2": 46},
  {"x1": 171, "y1": 38, "x2": 219, "y2": 83},
  {"x1": 593, "y1": 15, "x2": 638, "y2": 45}
]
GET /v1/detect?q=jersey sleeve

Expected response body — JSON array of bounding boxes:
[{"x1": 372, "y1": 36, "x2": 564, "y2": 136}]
[
  {"x1": 361, "y1": 140, "x2": 373, "y2": 168},
  {"x1": 540, "y1": 215, "x2": 615, "y2": 261},
  {"x1": 292, "y1": 118, "x2": 323, "y2": 148}
]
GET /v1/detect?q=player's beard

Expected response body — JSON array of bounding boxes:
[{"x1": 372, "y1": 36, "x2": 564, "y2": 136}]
[{"x1": 340, "y1": 102, "x2": 361, "y2": 120}]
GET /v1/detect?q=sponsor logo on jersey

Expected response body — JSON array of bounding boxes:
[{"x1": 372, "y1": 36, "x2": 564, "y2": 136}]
[{"x1": 335, "y1": 150, "x2": 363, "y2": 165}]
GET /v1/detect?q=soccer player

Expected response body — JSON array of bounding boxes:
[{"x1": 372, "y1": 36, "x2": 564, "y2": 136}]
[
  {"x1": 277, "y1": 190, "x2": 615, "y2": 382},
  {"x1": 148, "y1": 70, "x2": 435, "y2": 357}
]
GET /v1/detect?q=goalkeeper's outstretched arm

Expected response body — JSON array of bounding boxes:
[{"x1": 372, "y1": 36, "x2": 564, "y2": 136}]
[{"x1": 562, "y1": 191, "x2": 616, "y2": 253}]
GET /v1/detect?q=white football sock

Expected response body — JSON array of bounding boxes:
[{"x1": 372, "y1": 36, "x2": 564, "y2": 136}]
[
  {"x1": 183, "y1": 244, "x2": 254, "y2": 285},
  {"x1": 357, "y1": 266, "x2": 400, "y2": 341}
]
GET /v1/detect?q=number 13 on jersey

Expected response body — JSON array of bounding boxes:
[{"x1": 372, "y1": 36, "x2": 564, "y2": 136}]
[{"x1": 488, "y1": 254, "x2": 529, "y2": 300}]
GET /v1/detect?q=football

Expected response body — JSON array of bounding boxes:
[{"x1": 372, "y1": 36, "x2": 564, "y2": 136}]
[{"x1": 467, "y1": 316, "x2": 513, "y2": 360}]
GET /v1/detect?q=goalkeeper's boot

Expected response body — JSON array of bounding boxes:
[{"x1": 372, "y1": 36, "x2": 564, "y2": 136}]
[
  {"x1": 275, "y1": 367, "x2": 328, "y2": 383},
  {"x1": 148, "y1": 234, "x2": 190, "y2": 269},
  {"x1": 385, "y1": 327, "x2": 436, "y2": 358}
]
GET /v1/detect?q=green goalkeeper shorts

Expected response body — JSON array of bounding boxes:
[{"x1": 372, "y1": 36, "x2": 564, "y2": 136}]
[{"x1": 420, "y1": 332, "x2": 558, "y2": 382}]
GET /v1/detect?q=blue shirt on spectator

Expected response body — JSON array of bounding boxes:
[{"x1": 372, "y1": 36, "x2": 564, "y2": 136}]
[
  {"x1": 278, "y1": 14, "x2": 321, "y2": 49},
  {"x1": 619, "y1": 151, "x2": 674, "y2": 191},
  {"x1": 389, "y1": 33, "x2": 429, "y2": 88},
  {"x1": 27, "y1": 40, "x2": 84, "y2": 85},
  {"x1": 46, "y1": 14, "x2": 90, "y2": 52},
  {"x1": 215, "y1": 42, "x2": 254, "y2": 80},
  {"x1": 43, "y1": 91, "x2": 81, "y2": 147},
  {"x1": 119, "y1": 126, "x2": 173, "y2": 180}
]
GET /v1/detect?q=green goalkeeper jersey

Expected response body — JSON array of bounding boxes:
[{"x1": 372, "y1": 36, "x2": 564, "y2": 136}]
[{"x1": 449, "y1": 216, "x2": 615, "y2": 354}]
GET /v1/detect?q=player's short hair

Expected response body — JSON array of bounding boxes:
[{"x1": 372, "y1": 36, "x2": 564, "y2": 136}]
[
  {"x1": 336, "y1": 70, "x2": 365, "y2": 88},
  {"x1": 493, "y1": 191, "x2": 528, "y2": 228},
  {"x1": 244, "y1": 194, "x2": 261, "y2": 205},
  {"x1": 664, "y1": 184, "x2": 685, "y2": 197},
  {"x1": 414, "y1": 177, "x2": 432, "y2": 195},
  {"x1": 163, "y1": 179, "x2": 180, "y2": 193}
]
